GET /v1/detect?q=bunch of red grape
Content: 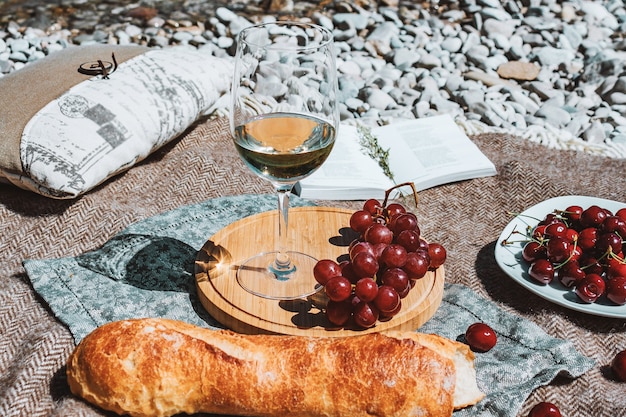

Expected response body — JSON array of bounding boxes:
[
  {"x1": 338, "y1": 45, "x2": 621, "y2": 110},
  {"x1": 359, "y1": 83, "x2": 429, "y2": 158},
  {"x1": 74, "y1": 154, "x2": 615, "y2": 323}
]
[
  {"x1": 313, "y1": 198, "x2": 447, "y2": 329},
  {"x1": 506, "y1": 204, "x2": 626, "y2": 305}
]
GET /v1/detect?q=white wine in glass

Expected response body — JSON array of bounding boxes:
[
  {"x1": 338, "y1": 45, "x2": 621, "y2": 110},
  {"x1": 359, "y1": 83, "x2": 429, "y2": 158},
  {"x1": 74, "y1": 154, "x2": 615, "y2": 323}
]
[{"x1": 230, "y1": 21, "x2": 339, "y2": 300}]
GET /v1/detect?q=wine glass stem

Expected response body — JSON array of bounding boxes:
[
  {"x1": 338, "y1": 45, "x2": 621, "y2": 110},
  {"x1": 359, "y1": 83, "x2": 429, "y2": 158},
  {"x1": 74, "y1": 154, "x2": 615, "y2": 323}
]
[{"x1": 273, "y1": 187, "x2": 295, "y2": 278}]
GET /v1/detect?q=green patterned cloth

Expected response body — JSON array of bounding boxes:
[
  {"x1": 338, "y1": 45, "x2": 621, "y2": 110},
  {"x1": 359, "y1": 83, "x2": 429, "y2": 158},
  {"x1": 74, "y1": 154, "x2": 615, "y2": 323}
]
[{"x1": 24, "y1": 194, "x2": 593, "y2": 417}]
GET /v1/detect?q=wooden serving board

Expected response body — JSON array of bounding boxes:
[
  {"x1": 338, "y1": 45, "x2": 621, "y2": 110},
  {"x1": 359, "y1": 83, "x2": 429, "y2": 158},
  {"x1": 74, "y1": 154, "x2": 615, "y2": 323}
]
[{"x1": 195, "y1": 207, "x2": 444, "y2": 337}]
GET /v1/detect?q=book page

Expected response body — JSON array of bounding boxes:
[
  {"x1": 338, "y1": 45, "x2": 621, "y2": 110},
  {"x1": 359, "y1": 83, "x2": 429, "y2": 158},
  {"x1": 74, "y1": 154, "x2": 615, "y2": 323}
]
[
  {"x1": 295, "y1": 124, "x2": 393, "y2": 199},
  {"x1": 375, "y1": 114, "x2": 496, "y2": 190}
]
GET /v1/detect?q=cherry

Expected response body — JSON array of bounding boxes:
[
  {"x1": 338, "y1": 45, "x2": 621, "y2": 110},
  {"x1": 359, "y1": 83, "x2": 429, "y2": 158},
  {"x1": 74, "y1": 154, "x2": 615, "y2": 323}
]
[
  {"x1": 545, "y1": 221, "x2": 567, "y2": 238},
  {"x1": 606, "y1": 276, "x2": 626, "y2": 305},
  {"x1": 546, "y1": 236, "x2": 572, "y2": 263},
  {"x1": 529, "y1": 259, "x2": 555, "y2": 284},
  {"x1": 528, "y1": 401, "x2": 561, "y2": 417},
  {"x1": 577, "y1": 227, "x2": 598, "y2": 251},
  {"x1": 575, "y1": 273, "x2": 605, "y2": 303},
  {"x1": 607, "y1": 257, "x2": 626, "y2": 280},
  {"x1": 564, "y1": 227, "x2": 578, "y2": 244},
  {"x1": 616, "y1": 208, "x2": 626, "y2": 223},
  {"x1": 522, "y1": 241, "x2": 546, "y2": 263},
  {"x1": 564, "y1": 205, "x2": 583, "y2": 222},
  {"x1": 578, "y1": 254, "x2": 604, "y2": 276},
  {"x1": 465, "y1": 322, "x2": 497, "y2": 352},
  {"x1": 601, "y1": 215, "x2": 626, "y2": 238},
  {"x1": 557, "y1": 260, "x2": 585, "y2": 288},
  {"x1": 532, "y1": 224, "x2": 548, "y2": 240},
  {"x1": 581, "y1": 205, "x2": 607, "y2": 228},
  {"x1": 596, "y1": 232, "x2": 622, "y2": 256},
  {"x1": 611, "y1": 350, "x2": 626, "y2": 382}
]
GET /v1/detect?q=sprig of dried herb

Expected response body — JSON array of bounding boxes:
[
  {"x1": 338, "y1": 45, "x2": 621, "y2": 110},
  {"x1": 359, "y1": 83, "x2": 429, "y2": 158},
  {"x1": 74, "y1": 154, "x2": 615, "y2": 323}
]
[{"x1": 356, "y1": 123, "x2": 394, "y2": 182}]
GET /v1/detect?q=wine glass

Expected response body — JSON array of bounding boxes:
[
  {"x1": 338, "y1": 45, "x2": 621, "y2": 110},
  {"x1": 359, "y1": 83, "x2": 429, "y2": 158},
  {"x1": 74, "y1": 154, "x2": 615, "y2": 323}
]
[{"x1": 229, "y1": 21, "x2": 339, "y2": 300}]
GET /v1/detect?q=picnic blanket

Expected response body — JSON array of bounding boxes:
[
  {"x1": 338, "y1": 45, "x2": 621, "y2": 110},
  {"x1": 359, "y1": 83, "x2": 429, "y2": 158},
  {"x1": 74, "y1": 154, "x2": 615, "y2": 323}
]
[{"x1": 1, "y1": 116, "x2": 625, "y2": 416}]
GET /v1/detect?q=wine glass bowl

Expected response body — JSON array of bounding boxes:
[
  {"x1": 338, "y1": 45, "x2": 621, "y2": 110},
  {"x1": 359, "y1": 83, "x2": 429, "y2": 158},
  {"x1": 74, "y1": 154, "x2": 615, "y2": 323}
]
[{"x1": 230, "y1": 21, "x2": 338, "y2": 300}]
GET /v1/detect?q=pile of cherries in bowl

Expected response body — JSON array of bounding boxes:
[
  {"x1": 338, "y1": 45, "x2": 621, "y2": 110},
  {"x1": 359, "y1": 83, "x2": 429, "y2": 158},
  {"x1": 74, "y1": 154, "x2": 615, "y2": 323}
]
[{"x1": 506, "y1": 204, "x2": 626, "y2": 305}]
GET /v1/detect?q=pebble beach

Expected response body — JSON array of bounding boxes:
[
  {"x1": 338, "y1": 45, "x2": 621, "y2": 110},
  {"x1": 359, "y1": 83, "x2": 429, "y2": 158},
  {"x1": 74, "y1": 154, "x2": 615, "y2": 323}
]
[{"x1": 1, "y1": 0, "x2": 626, "y2": 158}]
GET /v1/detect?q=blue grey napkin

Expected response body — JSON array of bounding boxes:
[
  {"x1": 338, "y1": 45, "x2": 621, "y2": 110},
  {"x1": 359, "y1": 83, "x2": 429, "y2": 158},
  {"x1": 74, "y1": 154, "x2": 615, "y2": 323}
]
[{"x1": 24, "y1": 194, "x2": 593, "y2": 417}]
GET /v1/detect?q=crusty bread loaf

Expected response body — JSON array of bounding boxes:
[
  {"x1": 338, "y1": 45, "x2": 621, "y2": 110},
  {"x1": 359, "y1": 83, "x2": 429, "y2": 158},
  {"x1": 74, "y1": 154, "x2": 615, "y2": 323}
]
[{"x1": 66, "y1": 318, "x2": 483, "y2": 417}]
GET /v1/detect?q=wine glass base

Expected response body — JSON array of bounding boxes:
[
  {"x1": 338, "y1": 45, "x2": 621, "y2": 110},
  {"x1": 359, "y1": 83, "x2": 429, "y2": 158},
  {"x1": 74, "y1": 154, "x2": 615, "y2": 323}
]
[{"x1": 236, "y1": 251, "x2": 322, "y2": 300}]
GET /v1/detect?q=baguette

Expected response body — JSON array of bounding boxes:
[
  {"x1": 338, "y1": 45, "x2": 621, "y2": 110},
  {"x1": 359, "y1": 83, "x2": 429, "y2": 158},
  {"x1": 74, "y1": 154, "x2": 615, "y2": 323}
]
[{"x1": 66, "y1": 318, "x2": 483, "y2": 417}]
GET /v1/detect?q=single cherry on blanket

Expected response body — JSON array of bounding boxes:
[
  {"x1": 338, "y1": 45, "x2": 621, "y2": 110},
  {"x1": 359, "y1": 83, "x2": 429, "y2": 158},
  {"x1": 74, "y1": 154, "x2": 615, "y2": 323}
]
[
  {"x1": 464, "y1": 322, "x2": 497, "y2": 352},
  {"x1": 611, "y1": 350, "x2": 626, "y2": 382},
  {"x1": 528, "y1": 401, "x2": 561, "y2": 417}
]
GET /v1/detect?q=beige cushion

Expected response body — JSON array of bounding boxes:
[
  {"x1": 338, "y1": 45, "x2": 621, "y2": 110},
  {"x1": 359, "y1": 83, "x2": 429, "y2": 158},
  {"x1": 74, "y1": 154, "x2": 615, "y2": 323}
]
[{"x1": 0, "y1": 44, "x2": 232, "y2": 198}]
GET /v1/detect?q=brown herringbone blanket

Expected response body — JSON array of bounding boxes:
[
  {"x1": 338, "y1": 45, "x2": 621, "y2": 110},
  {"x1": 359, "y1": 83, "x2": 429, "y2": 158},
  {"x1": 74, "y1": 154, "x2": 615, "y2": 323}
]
[{"x1": 1, "y1": 117, "x2": 624, "y2": 416}]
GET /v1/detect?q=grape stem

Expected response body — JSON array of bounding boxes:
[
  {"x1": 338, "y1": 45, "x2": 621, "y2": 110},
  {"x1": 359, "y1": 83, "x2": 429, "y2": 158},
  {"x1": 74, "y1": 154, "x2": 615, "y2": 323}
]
[{"x1": 382, "y1": 182, "x2": 418, "y2": 209}]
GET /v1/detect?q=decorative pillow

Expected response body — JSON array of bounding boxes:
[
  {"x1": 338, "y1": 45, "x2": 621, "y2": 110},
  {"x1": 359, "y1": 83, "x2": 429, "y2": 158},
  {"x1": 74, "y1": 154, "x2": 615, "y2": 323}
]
[{"x1": 0, "y1": 44, "x2": 233, "y2": 198}]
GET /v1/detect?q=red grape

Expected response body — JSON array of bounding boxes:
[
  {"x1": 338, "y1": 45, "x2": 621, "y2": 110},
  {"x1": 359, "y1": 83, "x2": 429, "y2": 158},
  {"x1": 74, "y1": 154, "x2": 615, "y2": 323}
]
[
  {"x1": 325, "y1": 300, "x2": 352, "y2": 326},
  {"x1": 313, "y1": 259, "x2": 342, "y2": 286},
  {"x1": 351, "y1": 251, "x2": 379, "y2": 278},
  {"x1": 380, "y1": 267, "x2": 410, "y2": 295},
  {"x1": 403, "y1": 252, "x2": 429, "y2": 279},
  {"x1": 396, "y1": 229, "x2": 421, "y2": 252},
  {"x1": 349, "y1": 210, "x2": 373, "y2": 234},
  {"x1": 428, "y1": 243, "x2": 447, "y2": 268},
  {"x1": 364, "y1": 223, "x2": 394, "y2": 245},
  {"x1": 315, "y1": 197, "x2": 447, "y2": 329},
  {"x1": 363, "y1": 199, "x2": 382, "y2": 215},
  {"x1": 385, "y1": 203, "x2": 406, "y2": 219},
  {"x1": 354, "y1": 277, "x2": 378, "y2": 302},
  {"x1": 380, "y1": 244, "x2": 407, "y2": 268},
  {"x1": 324, "y1": 275, "x2": 353, "y2": 302},
  {"x1": 349, "y1": 241, "x2": 374, "y2": 261},
  {"x1": 353, "y1": 301, "x2": 379, "y2": 328},
  {"x1": 373, "y1": 285, "x2": 400, "y2": 313},
  {"x1": 391, "y1": 213, "x2": 419, "y2": 233}
]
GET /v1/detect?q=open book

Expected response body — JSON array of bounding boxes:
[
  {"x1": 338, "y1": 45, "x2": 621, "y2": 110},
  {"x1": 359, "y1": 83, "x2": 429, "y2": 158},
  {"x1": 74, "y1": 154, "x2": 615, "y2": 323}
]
[{"x1": 294, "y1": 114, "x2": 496, "y2": 200}]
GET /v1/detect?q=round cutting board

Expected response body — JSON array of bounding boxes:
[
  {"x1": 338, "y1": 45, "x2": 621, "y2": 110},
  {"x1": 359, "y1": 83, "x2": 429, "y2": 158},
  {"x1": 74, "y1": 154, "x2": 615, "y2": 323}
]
[{"x1": 195, "y1": 206, "x2": 444, "y2": 336}]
